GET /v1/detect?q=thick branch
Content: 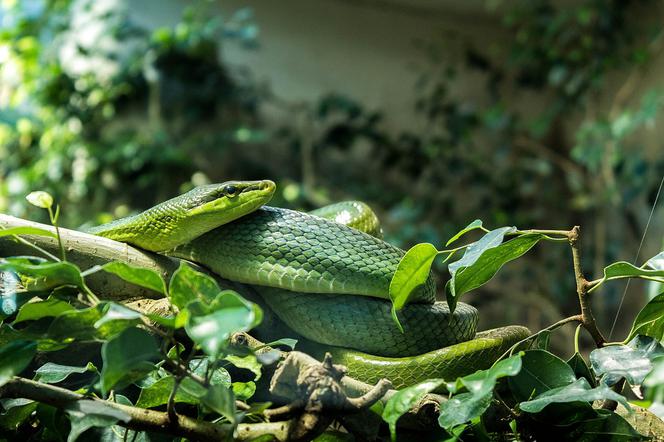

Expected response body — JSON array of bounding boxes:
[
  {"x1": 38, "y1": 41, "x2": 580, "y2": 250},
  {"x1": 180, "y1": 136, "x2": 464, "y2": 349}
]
[
  {"x1": 568, "y1": 226, "x2": 606, "y2": 347},
  {"x1": 0, "y1": 376, "x2": 292, "y2": 441}
]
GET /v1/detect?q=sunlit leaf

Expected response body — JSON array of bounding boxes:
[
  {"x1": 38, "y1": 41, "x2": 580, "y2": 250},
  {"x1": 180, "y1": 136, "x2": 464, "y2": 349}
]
[
  {"x1": 94, "y1": 302, "x2": 143, "y2": 329},
  {"x1": 25, "y1": 191, "x2": 53, "y2": 209},
  {"x1": 519, "y1": 378, "x2": 630, "y2": 413},
  {"x1": 14, "y1": 296, "x2": 73, "y2": 323},
  {"x1": 597, "y1": 262, "x2": 664, "y2": 285},
  {"x1": 169, "y1": 261, "x2": 221, "y2": 309},
  {"x1": 101, "y1": 262, "x2": 166, "y2": 295},
  {"x1": 590, "y1": 336, "x2": 664, "y2": 386},
  {"x1": 135, "y1": 375, "x2": 198, "y2": 408},
  {"x1": 389, "y1": 243, "x2": 438, "y2": 311},
  {"x1": 0, "y1": 259, "x2": 83, "y2": 292},
  {"x1": 232, "y1": 381, "x2": 256, "y2": 400},
  {"x1": 100, "y1": 327, "x2": 158, "y2": 395},
  {"x1": 382, "y1": 379, "x2": 445, "y2": 442},
  {"x1": 439, "y1": 354, "x2": 522, "y2": 430},
  {"x1": 446, "y1": 219, "x2": 483, "y2": 246},
  {"x1": 446, "y1": 234, "x2": 542, "y2": 311},
  {"x1": 185, "y1": 291, "x2": 262, "y2": 356},
  {"x1": 626, "y1": 293, "x2": 664, "y2": 342}
]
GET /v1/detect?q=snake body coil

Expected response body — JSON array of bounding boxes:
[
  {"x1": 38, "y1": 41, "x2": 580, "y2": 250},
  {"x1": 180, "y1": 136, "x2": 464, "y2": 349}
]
[{"x1": 92, "y1": 180, "x2": 530, "y2": 388}]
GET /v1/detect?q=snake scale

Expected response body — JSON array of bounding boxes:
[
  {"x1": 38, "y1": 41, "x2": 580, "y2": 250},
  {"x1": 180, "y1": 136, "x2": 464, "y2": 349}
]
[{"x1": 89, "y1": 180, "x2": 529, "y2": 388}]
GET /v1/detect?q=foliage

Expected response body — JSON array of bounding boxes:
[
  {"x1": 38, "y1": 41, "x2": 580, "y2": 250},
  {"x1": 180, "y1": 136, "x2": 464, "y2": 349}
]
[{"x1": 0, "y1": 0, "x2": 260, "y2": 227}]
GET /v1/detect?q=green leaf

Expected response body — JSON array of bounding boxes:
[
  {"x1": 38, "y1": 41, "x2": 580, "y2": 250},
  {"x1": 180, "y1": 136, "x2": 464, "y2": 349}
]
[
  {"x1": 101, "y1": 262, "x2": 166, "y2": 295},
  {"x1": 169, "y1": 262, "x2": 221, "y2": 309},
  {"x1": 185, "y1": 291, "x2": 262, "y2": 356},
  {"x1": 35, "y1": 362, "x2": 93, "y2": 384},
  {"x1": 14, "y1": 296, "x2": 74, "y2": 323},
  {"x1": 439, "y1": 354, "x2": 522, "y2": 430},
  {"x1": 519, "y1": 378, "x2": 630, "y2": 413},
  {"x1": 201, "y1": 384, "x2": 236, "y2": 423},
  {"x1": 100, "y1": 327, "x2": 158, "y2": 395},
  {"x1": 590, "y1": 336, "x2": 664, "y2": 386},
  {"x1": 0, "y1": 340, "x2": 36, "y2": 387},
  {"x1": 446, "y1": 219, "x2": 483, "y2": 246},
  {"x1": 64, "y1": 400, "x2": 130, "y2": 442},
  {"x1": 508, "y1": 350, "x2": 576, "y2": 402},
  {"x1": 446, "y1": 233, "x2": 541, "y2": 311},
  {"x1": 232, "y1": 381, "x2": 256, "y2": 400},
  {"x1": 26, "y1": 191, "x2": 53, "y2": 209},
  {"x1": 567, "y1": 353, "x2": 596, "y2": 388},
  {"x1": 0, "y1": 259, "x2": 84, "y2": 292},
  {"x1": 0, "y1": 398, "x2": 38, "y2": 431},
  {"x1": 389, "y1": 243, "x2": 438, "y2": 312},
  {"x1": 225, "y1": 354, "x2": 262, "y2": 381},
  {"x1": 598, "y1": 262, "x2": 664, "y2": 285},
  {"x1": 94, "y1": 302, "x2": 143, "y2": 329},
  {"x1": 382, "y1": 379, "x2": 445, "y2": 442},
  {"x1": 135, "y1": 376, "x2": 198, "y2": 408},
  {"x1": 0, "y1": 226, "x2": 56, "y2": 239},
  {"x1": 446, "y1": 353, "x2": 523, "y2": 394},
  {"x1": 551, "y1": 409, "x2": 646, "y2": 441},
  {"x1": 47, "y1": 304, "x2": 132, "y2": 341},
  {"x1": 626, "y1": 292, "x2": 664, "y2": 342}
]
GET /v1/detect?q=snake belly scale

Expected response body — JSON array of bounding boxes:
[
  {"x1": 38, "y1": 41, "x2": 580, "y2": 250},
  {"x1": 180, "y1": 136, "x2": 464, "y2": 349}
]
[{"x1": 90, "y1": 180, "x2": 530, "y2": 388}]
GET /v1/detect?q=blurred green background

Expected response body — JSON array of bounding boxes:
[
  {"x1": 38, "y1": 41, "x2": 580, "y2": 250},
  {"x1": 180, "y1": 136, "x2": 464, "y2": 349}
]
[{"x1": 1, "y1": 0, "x2": 663, "y2": 346}]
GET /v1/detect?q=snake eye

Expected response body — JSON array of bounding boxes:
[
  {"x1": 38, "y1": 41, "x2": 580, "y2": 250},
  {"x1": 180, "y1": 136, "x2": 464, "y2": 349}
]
[{"x1": 224, "y1": 185, "x2": 238, "y2": 197}]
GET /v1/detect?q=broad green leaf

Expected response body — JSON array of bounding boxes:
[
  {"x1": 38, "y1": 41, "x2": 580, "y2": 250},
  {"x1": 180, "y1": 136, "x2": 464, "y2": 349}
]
[
  {"x1": 590, "y1": 336, "x2": 664, "y2": 386},
  {"x1": 0, "y1": 259, "x2": 83, "y2": 292},
  {"x1": 102, "y1": 262, "x2": 166, "y2": 295},
  {"x1": 446, "y1": 219, "x2": 483, "y2": 246},
  {"x1": 382, "y1": 379, "x2": 445, "y2": 442},
  {"x1": 26, "y1": 191, "x2": 53, "y2": 209},
  {"x1": 135, "y1": 376, "x2": 198, "y2": 408},
  {"x1": 188, "y1": 358, "x2": 232, "y2": 387},
  {"x1": 169, "y1": 262, "x2": 221, "y2": 309},
  {"x1": 389, "y1": 244, "x2": 438, "y2": 323},
  {"x1": 446, "y1": 353, "x2": 523, "y2": 394},
  {"x1": 0, "y1": 226, "x2": 56, "y2": 239},
  {"x1": 598, "y1": 262, "x2": 664, "y2": 285},
  {"x1": 0, "y1": 340, "x2": 36, "y2": 387},
  {"x1": 35, "y1": 362, "x2": 93, "y2": 384},
  {"x1": 439, "y1": 354, "x2": 522, "y2": 430},
  {"x1": 232, "y1": 381, "x2": 256, "y2": 400},
  {"x1": 64, "y1": 400, "x2": 130, "y2": 442},
  {"x1": 567, "y1": 353, "x2": 596, "y2": 388},
  {"x1": 626, "y1": 292, "x2": 664, "y2": 342},
  {"x1": 508, "y1": 350, "x2": 576, "y2": 402},
  {"x1": 100, "y1": 327, "x2": 158, "y2": 394},
  {"x1": 225, "y1": 354, "x2": 262, "y2": 381},
  {"x1": 14, "y1": 297, "x2": 74, "y2": 323},
  {"x1": 519, "y1": 378, "x2": 630, "y2": 413},
  {"x1": 185, "y1": 291, "x2": 262, "y2": 356},
  {"x1": 446, "y1": 234, "x2": 542, "y2": 311},
  {"x1": 94, "y1": 302, "x2": 143, "y2": 328},
  {"x1": 201, "y1": 384, "x2": 236, "y2": 424},
  {"x1": 47, "y1": 304, "x2": 132, "y2": 341},
  {"x1": 0, "y1": 398, "x2": 37, "y2": 431}
]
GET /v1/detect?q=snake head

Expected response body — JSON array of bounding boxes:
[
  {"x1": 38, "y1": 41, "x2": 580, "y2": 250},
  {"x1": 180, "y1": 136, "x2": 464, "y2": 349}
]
[{"x1": 93, "y1": 180, "x2": 276, "y2": 252}]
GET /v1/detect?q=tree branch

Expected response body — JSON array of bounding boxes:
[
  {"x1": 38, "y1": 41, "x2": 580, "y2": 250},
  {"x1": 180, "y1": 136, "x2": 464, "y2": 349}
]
[{"x1": 0, "y1": 376, "x2": 292, "y2": 441}]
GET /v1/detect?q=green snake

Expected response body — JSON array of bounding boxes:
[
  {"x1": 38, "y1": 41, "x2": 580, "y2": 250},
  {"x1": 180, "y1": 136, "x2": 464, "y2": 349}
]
[{"x1": 89, "y1": 180, "x2": 529, "y2": 388}]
